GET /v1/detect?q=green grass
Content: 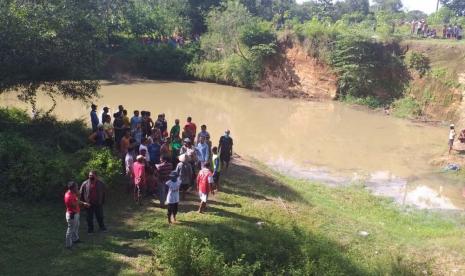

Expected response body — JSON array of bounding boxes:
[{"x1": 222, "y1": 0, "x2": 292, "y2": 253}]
[{"x1": 1, "y1": 159, "x2": 465, "y2": 275}]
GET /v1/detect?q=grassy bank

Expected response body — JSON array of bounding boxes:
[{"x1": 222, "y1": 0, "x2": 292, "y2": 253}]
[{"x1": 1, "y1": 158, "x2": 464, "y2": 275}]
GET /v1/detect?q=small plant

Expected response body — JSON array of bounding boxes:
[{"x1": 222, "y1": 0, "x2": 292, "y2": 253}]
[{"x1": 406, "y1": 52, "x2": 430, "y2": 78}]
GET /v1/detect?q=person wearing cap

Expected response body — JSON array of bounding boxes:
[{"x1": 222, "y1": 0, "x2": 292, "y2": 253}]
[
  {"x1": 89, "y1": 123, "x2": 106, "y2": 147},
  {"x1": 165, "y1": 171, "x2": 181, "y2": 224},
  {"x1": 449, "y1": 124, "x2": 456, "y2": 154},
  {"x1": 80, "y1": 171, "x2": 106, "y2": 233},
  {"x1": 133, "y1": 155, "x2": 146, "y2": 204},
  {"x1": 196, "y1": 162, "x2": 214, "y2": 213},
  {"x1": 64, "y1": 181, "x2": 90, "y2": 249},
  {"x1": 90, "y1": 104, "x2": 99, "y2": 132},
  {"x1": 101, "y1": 107, "x2": 109, "y2": 124},
  {"x1": 176, "y1": 154, "x2": 192, "y2": 200},
  {"x1": 219, "y1": 130, "x2": 233, "y2": 170}
]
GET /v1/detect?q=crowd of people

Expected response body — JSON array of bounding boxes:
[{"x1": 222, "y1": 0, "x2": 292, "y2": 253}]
[
  {"x1": 410, "y1": 19, "x2": 463, "y2": 40},
  {"x1": 64, "y1": 104, "x2": 234, "y2": 249}
]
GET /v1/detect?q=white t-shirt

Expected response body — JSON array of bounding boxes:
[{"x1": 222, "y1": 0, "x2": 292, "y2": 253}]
[
  {"x1": 449, "y1": 129, "x2": 456, "y2": 140},
  {"x1": 139, "y1": 144, "x2": 150, "y2": 162},
  {"x1": 165, "y1": 179, "x2": 181, "y2": 204},
  {"x1": 125, "y1": 153, "x2": 134, "y2": 176}
]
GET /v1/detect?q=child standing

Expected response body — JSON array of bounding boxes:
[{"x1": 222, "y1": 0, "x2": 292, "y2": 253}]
[
  {"x1": 449, "y1": 124, "x2": 456, "y2": 154},
  {"x1": 196, "y1": 162, "x2": 214, "y2": 213},
  {"x1": 165, "y1": 171, "x2": 181, "y2": 224}
]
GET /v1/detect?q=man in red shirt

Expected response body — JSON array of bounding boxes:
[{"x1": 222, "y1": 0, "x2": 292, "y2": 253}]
[
  {"x1": 196, "y1": 162, "x2": 214, "y2": 213},
  {"x1": 80, "y1": 171, "x2": 106, "y2": 233},
  {"x1": 183, "y1": 116, "x2": 197, "y2": 141},
  {"x1": 64, "y1": 181, "x2": 89, "y2": 249}
]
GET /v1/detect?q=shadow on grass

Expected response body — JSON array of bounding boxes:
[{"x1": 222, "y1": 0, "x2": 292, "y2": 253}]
[
  {"x1": 0, "y1": 185, "x2": 153, "y2": 275},
  {"x1": 220, "y1": 160, "x2": 306, "y2": 203}
]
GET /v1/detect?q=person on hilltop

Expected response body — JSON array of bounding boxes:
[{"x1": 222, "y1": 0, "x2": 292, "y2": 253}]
[
  {"x1": 156, "y1": 155, "x2": 173, "y2": 207},
  {"x1": 212, "y1": 146, "x2": 221, "y2": 191},
  {"x1": 130, "y1": 110, "x2": 141, "y2": 131},
  {"x1": 165, "y1": 171, "x2": 181, "y2": 224},
  {"x1": 90, "y1": 104, "x2": 99, "y2": 132},
  {"x1": 196, "y1": 136, "x2": 209, "y2": 168},
  {"x1": 80, "y1": 171, "x2": 107, "y2": 233},
  {"x1": 176, "y1": 154, "x2": 192, "y2": 200},
  {"x1": 101, "y1": 106, "x2": 109, "y2": 124},
  {"x1": 64, "y1": 181, "x2": 90, "y2": 249},
  {"x1": 88, "y1": 123, "x2": 106, "y2": 147},
  {"x1": 183, "y1": 116, "x2": 197, "y2": 141},
  {"x1": 197, "y1": 162, "x2": 214, "y2": 213},
  {"x1": 219, "y1": 130, "x2": 233, "y2": 170},
  {"x1": 449, "y1": 124, "x2": 456, "y2": 154}
]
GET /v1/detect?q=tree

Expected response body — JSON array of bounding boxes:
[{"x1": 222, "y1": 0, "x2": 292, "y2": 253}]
[
  {"x1": 372, "y1": 0, "x2": 403, "y2": 13},
  {"x1": 406, "y1": 10, "x2": 427, "y2": 21},
  {"x1": 335, "y1": 0, "x2": 370, "y2": 17},
  {"x1": 441, "y1": 0, "x2": 465, "y2": 16},
  {"x1": 0, "y1": 0, "x2": 105, "y2": 112}
]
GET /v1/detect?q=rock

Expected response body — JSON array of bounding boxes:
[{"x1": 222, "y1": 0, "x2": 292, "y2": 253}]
[{"x1": 358, "y1": 231, "x2": 369, "y2": 237}]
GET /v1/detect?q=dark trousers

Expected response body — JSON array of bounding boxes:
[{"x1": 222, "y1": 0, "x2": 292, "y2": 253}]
[
  {"x1": 86, "y1": 204, "x2": 105, "y2": 232},
  {"x1": 167, "y1": 203, "x2": 178, "y2": 218}
]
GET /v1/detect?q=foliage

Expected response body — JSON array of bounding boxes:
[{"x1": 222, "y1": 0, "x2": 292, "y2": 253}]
[
  {"x1": 371, "y1": 0, "x2": 403, "y2": 13},
  {"x1": 406, "y1": 52, "x2": 431, "y2": 77},
  {"x1": 0, "y1": 0, "x2": 104, "y2": 111},
  {"x1": 428, "y1": 7, "x2": 460, "y2": 25},
  {"x1": 441, "y1": 0, "x2": 465, "y2": 16},
  {"x1": 329, "y1": 36, "x2": 409, "y2": 104},
  {"x1": 0, "y1": 108, "x2": 119, "y2": 200},
  {"x1": 391, "y1": 96, "x2": 422, "y2": 118},
  {"x1": 79, "y1": 148, "x2": 121, "y2": 185}
]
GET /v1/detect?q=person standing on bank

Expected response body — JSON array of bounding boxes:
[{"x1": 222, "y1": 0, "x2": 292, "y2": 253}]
[
  {"x1": 90, "y1": 104, "x2": 99, "y2": 132},
  {"x1": 80, "y1": 171, "x2": 107, "y2": 233},
  {"x1": 64, "y1": 181, "x2": 89, "y2": 249},
  {"x1": 219, "y1": 130, "x2": 233, "y2": 170}
]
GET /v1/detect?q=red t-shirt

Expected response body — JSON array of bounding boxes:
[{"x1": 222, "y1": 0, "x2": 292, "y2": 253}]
[
  {"x1": 197, "y1": 168, "x2": 213, "y2": 194},
  {"x1": 64, "y1": 191, "x2": 80, "y2": 213},
  {"x1": 184, "y1": 122, "x2": 197, "y2": 138},
  {"x1": 133, "y1": 161, "x2": 146, "y2": 186}
]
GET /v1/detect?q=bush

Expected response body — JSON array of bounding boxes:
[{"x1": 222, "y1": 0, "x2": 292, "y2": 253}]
[
  {"x1": 392, "y1": 96, "x2": 422, "y2": 118},
  {"x1": 406, "y1": 52, "x2": 430, "y2": 78},
  {"x1": 79, "y1": 148, "x2": 121, "y2": 185},
  {"x1": 156, "y1": 229, "x2": 258, "y2": 276}
]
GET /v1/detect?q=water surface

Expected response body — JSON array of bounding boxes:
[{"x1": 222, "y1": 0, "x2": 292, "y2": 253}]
[{"x1": 1, "y1": 81, "x2": 461, "y2": 209}]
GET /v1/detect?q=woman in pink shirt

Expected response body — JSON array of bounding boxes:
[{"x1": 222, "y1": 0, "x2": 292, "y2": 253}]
[{"x1": 132, "y1": 155, "x2": 146, "y2": 204}]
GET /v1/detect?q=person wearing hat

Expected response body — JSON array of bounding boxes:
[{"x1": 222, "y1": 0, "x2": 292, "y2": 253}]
[
  {"x1": 90, "y1": 104, "x2": 99, "y2": 132},
  {"x1": 449, "y1": 124, "x2": 456, "y2": 154},
  {"x1": 101, "y1": 106, "x2": 109, "y2": 124},
  {"x1": 219, "y1": 130, "x2": 233, "y2": 170},
  {"x1": 165, "y1": 171, "x2": 181, "y2": 224},
  {"x1": 176, "y1": 154, "x2": 192, "y2": 200},
  {"x1": 133, "y1": 155, "x2": 146, "y2": 204},
  {"x1": 64, "y1": 181, "x2": 90, "y2": 249}
]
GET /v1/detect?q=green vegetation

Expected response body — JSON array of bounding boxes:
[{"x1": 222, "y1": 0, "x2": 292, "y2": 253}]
[
  {"x1": 2, "y1": 159, "x2": 464, "y2": 275},
  {"x1": 0, "y1": 108, "x2": 120, "y2": 200}
]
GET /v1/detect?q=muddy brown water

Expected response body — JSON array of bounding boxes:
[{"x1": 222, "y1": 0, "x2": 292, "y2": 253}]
[{"x1": 1, "y1": 81, "x2": 462, "y2": 209}]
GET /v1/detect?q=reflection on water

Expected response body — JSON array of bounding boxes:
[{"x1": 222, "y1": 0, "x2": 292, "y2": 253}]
[{"x1": 1, "y1": 80, "x2": 462, "y2": 209}]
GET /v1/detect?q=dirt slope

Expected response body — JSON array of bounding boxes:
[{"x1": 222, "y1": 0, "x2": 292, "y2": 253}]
[{"x1": 260, "y1": 43, "x2": 337, "y2": 100}]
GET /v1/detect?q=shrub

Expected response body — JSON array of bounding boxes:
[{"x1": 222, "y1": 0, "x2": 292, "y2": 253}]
[
  {"x1": 392, "y1": 96, "x2": 422, "y2": 118},
  {"x1": 79, "y1": 148, "x2": 121, "y2": 185},
  {"x1": 406, "y1": 52, "x2": 430, "y2": 78}
]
